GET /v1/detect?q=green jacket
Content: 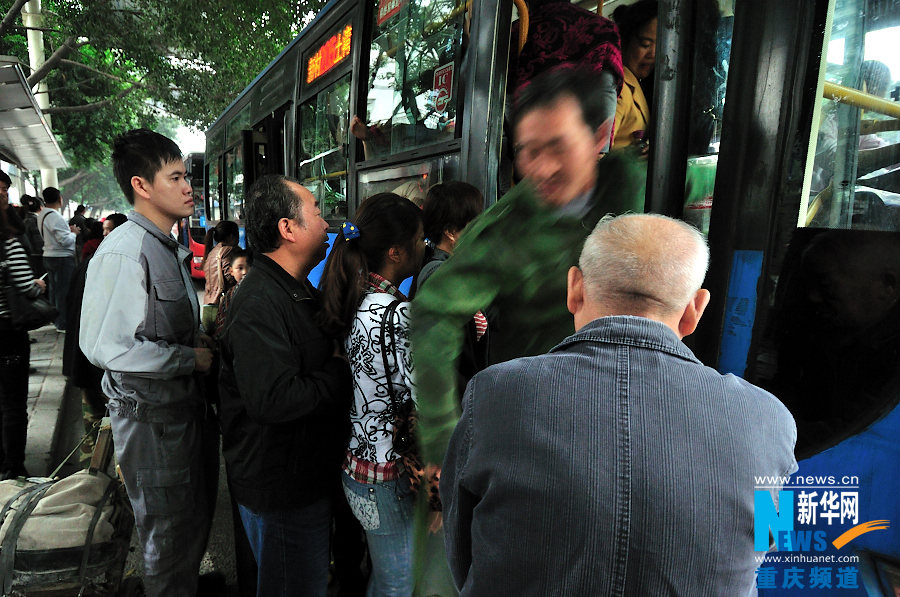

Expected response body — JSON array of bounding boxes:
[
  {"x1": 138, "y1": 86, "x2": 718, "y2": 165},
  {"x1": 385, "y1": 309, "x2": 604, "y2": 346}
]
[{"x1": 411, "y1": 151, "x2": 646, "y2": 464}]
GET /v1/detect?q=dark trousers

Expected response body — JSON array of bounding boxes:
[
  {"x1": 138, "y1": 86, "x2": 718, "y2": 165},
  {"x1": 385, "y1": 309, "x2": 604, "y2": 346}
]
[
  {"x1": 0, "y1": 321, "x2": 29, "y2": 474},
  {"x1": 43, "y1": 255, "x2": 75, "y2": 330}
]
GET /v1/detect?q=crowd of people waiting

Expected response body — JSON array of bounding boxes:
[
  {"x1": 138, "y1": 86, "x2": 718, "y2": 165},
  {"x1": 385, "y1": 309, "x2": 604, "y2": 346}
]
[
  {"x1": 0, "y1": 2, "x2": 802, "y2": 593},
  {"x1": 0, "y1": 170, "x2": 129, "y2": 481},
  {"x1": 0, "y1": 63, "x2": 790, "y2": 597}
]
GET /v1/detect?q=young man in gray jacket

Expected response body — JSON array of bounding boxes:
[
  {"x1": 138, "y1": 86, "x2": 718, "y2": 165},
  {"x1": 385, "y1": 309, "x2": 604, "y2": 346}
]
[{"x1": 80, "y1": 129, "x2": 215, "y2": 597}]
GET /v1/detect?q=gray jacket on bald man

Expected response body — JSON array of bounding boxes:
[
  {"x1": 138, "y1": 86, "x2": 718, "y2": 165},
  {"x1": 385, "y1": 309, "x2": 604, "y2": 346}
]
[{"x1": 442, "y1": 214, "x2": 797, "y2": 597}]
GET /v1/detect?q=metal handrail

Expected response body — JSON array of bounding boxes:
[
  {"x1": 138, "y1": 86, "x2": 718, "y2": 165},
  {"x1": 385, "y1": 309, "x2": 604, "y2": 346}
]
[
  {"x1": 513, "y1": 0, "x2": 529, "y2": 54},
  {"x1": 823, "y1": 81, "x2": 900, "y2": 119}
]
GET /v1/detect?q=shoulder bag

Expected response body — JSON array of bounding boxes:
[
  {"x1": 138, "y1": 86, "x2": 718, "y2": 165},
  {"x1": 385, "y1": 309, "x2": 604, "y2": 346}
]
[
  {"x1": 379, "y1": 298, "x2": 424, "y2": 487},
  {"x1": 0, "y1": 241, "x2": 57, "y2": 331}
]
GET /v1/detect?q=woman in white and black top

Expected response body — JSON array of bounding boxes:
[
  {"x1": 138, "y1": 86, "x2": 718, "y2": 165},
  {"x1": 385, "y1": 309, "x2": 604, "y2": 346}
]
[
  {"x1": 319, "y1": 193, "x2": 424, "y2": 597},
  {"x1": 0, "y1": 190, "x2": 47, "y2": 480}
]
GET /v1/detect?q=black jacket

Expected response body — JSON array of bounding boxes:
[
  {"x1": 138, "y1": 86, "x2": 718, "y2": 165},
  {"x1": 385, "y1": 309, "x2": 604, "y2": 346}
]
[{"x1": 218, "y1": 253, "x2": 352, "y2": 511}]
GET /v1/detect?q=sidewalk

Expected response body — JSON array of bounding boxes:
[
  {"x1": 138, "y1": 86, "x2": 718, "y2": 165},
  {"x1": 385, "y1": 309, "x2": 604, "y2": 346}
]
[
  {"x1": 25, "y1": 324, "x2": 71, "y2": 477},
  {"x1": 25, "y1": 322, "x2": 241, "y2": 591}
]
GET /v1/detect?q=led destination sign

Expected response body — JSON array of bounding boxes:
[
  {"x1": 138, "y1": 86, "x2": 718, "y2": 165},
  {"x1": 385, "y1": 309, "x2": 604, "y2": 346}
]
[{"x1": 307, "y1": 24, "x2": 353, "y2": 84}]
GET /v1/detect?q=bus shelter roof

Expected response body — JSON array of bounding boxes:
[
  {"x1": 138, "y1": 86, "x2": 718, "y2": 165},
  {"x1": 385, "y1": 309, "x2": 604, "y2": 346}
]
[{"x1": 0, "y1": 60, "x2": 68, "y2": 171}]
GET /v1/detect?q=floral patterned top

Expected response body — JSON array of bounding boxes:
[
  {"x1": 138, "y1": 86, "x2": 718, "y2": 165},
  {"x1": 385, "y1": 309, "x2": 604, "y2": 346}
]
[{"x1": 345, "y1": 276, "x2": 416, "y2": 467}]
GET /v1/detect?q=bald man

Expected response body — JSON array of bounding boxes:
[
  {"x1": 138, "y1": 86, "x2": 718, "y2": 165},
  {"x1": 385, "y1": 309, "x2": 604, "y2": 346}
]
[{"x1": 441, "y1": 214, "x2": 797, "y2": 596}]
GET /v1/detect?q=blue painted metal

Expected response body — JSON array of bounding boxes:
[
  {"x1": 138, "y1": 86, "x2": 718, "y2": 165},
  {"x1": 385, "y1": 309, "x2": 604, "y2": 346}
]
[{"x1": 718, "y1": 250, "x2": 763, "y2": 377}]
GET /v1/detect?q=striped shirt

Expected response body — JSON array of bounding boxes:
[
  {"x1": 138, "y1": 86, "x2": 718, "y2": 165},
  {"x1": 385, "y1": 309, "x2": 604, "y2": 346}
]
[{"x1": 0, "y1": 238, "x2": 40, "y2": 319}]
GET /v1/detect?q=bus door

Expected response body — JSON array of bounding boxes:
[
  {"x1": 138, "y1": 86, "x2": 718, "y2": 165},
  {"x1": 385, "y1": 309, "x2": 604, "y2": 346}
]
[
  {"x1": 245, "y1": 103, "x2": 291, "y2": 191},
  {"x1": 653, "y1": 0, "x2": 900, "y2": 592}
]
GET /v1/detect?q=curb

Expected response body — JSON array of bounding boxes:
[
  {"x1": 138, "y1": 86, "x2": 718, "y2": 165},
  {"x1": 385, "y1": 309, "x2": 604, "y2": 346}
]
[{"x1": 25, "y1": 325, "x2": 72, "y2": 478}]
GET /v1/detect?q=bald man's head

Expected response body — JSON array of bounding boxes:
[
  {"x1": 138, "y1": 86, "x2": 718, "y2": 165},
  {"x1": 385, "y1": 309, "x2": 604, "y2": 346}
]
[{"x1": 568, "y1": 214, "x2": 711, "y2": 337}]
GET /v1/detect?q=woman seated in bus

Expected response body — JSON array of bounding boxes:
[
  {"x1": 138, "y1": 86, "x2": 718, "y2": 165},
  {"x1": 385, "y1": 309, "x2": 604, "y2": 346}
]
[
  {"x1": 612, "y1": 0, "x2": 657, "y2": 151},
  {"x1": 200, "y1": 220, "x2": 239, "y2": 333},
  {"x1": 318, "y1": 194, "x2": 425, "y2": 597}
]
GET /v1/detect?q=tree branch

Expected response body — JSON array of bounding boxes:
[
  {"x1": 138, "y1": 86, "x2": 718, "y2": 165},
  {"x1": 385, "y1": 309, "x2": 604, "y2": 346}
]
[
  {"x1": 27, "y1": 35, "x2": 78, "y2": 87},
  {"x1": 59, "y1": 58, "x2": 132, "y2": 84},
  {"x1": 56, "y1": 60, "x2": 179, "y2": 93},
  {"x1": 0, "y1": 0, "x2": 29, "y2": 39},
  {"x1": 43, "y1": 85, "x2": 137, "y2": 114}
]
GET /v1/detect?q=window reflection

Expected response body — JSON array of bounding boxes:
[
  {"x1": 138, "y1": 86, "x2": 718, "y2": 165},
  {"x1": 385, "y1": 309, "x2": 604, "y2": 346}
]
[
  {"x1": 225, "y1": 146, "x2": 244, "y2": 221},
  {"x1": 299, "y1": 75, "x2": 351, "y2": 223},
  {"x1": 362, "y1": 0, "x2": 466, "y2": 158},
  {"x1": 208, "y1": 159, "x2": 222, "y2": 222},
  {"x1": 358, "y1": 154, "x2": 459, "y2": 206},
  {"x1": 802, "y1": 0, "x2": 900, "y2": 231},
  {"x1": 681, "y1": 0, "x2": 735, "y2": 235}
]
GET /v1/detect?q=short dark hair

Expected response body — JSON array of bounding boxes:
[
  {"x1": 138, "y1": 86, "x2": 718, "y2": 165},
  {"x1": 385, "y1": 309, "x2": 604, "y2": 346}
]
[
  {"x1": 612, "y1": 0, "x2": 658, "y2": 48},
  {"x1": 21, "y1": 194, "x2": 42, "y2": 212},
  {"x1": 105, "y1": 213, "x2": 128, "y2": 229},
  {"x1": 245, "y1": 175, "x2": 303, "y2": 253},
  {"x1": 0, "y1": 170, "x2": 11, "y2": 187},
  {"x1": 75, "y1": 204, "x2": 86, "y2": 214},
  {"x1": 111, "y1": 129, "x2": 183, "y2": 205},
  {"x1": 42, "y1": 187, "x2": 62, "y2": 205},
  {"x1": 422, "y1": 181, "x2": 483, "y2": 243},
  {"x1": 514, "y1": 67, "x2": 609, "y2": 132},
  {"x1": 84, "y1": 218, "x2": 104, "y2": 241}
]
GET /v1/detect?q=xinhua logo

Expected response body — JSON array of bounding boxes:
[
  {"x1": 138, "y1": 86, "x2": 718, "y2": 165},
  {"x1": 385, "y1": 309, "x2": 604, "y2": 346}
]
[{"x1": 754, "y1": 490, "x2": 890, "y2": 551}]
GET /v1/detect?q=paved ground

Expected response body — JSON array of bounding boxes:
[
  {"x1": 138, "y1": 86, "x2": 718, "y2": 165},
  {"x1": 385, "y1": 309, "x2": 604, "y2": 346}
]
[
  {"x1": 24, "y1": 324, "x2": 69, "y2": 478},
  {"x1": 26, "y1": 323, "x2": 242, "y2": 595}
]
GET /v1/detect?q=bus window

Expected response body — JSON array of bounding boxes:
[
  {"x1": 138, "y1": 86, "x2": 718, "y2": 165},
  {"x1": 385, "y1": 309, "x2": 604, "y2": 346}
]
[
  {"x1": 681, "y1": 1, "x2": 736, "y2": 235},
  {"x1": 299, "y1": 74, "x2": 351, "y2": 224},
  {"x1": 747, "y1": 0, "x2": 900, "y2": 459},
  {"x1": 208, "y1": 158, "x2": 222, "y2": 222},
  {"x1": 362, "y1": 0, "x2": 466, "y2": 158},
  {"x1": 801, "y1": 0, "x2": 900, "y2": 231},
  {"x1": 225, "y1": 145, "x2": 245, "y2": 221},
  {"x1": 358, "y1": 154, "x2": 460, "y2": 204}
]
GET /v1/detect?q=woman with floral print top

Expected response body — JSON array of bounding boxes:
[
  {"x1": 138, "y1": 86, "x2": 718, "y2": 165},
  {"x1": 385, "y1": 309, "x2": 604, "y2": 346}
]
[{"x1": 319, "y1": 193, "x2": 424, "y2": 597}]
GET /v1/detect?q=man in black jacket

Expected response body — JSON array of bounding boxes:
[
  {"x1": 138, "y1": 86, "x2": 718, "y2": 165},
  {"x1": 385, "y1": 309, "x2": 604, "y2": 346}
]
[{"x1": 218, "y1": 175, "x2": 351, "y2": 596}]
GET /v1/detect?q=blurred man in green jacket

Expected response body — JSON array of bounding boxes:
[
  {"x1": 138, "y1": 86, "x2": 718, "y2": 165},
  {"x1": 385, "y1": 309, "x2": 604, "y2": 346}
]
[{"x1": 411, "y1": 68, "x2": 646, "y2": 467}]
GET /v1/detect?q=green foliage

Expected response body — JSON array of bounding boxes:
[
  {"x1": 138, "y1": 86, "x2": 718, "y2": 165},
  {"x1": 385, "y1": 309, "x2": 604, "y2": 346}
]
[{"x1": 0, "y1": 0, "x2": 327, "y2": 206}]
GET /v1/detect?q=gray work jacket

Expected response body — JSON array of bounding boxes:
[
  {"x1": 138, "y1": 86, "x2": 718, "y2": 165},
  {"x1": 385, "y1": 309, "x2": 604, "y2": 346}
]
[{"x1": 80, "y1": 211, "x2": 199, "y2": 421}]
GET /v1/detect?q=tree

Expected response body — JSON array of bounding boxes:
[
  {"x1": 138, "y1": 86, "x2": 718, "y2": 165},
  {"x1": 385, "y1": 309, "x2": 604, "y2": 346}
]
[{"x1": 0, "y1": 0, "x2": 325, "y2": 173}]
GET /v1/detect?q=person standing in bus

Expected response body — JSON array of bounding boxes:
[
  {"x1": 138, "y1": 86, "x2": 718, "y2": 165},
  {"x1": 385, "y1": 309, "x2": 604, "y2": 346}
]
[
  {"x1": 80, "y1": 129, "x2": 217, "y2": 597},
  {"x1": 218, "y1": 175, "x2": 351, "y2": 597},
  {"x1": 318, "y1": 194, "x2": 426, "y2": 597},
  {"x1": 411, "y1": 67, "x2": 646, "y2": 469}
]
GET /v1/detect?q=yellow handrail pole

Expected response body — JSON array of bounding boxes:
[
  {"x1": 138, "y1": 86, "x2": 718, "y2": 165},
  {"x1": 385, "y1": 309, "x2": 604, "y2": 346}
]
[
  {"x1": 823, "y1": 81, "x2": 900, "y2": 120},
  {"x1": 513, "y1": 0, "x2": 529, "y2": 54},
  {"x1": 597, "y1": 0, "x2": 604, "y2": 14}
]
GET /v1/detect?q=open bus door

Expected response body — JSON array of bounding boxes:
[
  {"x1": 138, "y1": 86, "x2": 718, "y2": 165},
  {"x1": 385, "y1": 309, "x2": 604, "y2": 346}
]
[{"x1": 650, "y1": 0, "x2": 900, "y2": 593}]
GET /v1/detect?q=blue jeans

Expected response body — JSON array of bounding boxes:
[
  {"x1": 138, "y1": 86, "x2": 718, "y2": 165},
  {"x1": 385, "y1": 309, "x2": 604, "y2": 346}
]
[
  {"x1": 43, "y1": 255, "x2": 75, "y2": 330},
  {"x1": 342, "y1": 472, "x2": 415, "y2": 597},
  {"x1": 238, "y1": 498, "x2": 331, "y2": 597}
]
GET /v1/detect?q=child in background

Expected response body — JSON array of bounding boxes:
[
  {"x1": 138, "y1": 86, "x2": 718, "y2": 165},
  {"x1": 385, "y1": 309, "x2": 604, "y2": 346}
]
[{"x1": 214, "y1": 247, "x2": 250, "y2": 339}]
